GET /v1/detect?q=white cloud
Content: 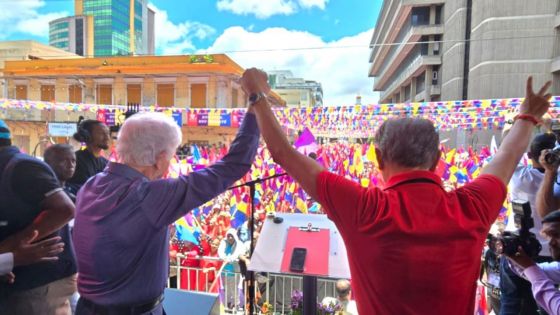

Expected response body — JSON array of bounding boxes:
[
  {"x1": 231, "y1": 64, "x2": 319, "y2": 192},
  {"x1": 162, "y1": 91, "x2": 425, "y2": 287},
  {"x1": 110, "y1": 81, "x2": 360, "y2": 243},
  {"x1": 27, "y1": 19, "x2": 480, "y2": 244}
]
[
  {"x1": 216, "y1": 0, "x2": 328, "y2": 19},
  {"x1": 298, "y1": 0, "x2": 328, "y2": 9},
  {"x1": 0, "y1": 0, "x2": 68, "y2": 39},
  {"x1": 149, "y1": 4, "x2": 216, "y2": 55},
  {"x1": 201, "y1": 26, "x2": 378, "y2": 105}
]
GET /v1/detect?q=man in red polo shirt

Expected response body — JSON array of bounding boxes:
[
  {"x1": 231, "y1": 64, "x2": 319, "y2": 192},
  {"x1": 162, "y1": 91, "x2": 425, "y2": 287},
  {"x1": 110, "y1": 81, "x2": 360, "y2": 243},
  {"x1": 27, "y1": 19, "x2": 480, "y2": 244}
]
[{"x1": 240, "y1": 69, "x2": 552, "y2": 315}]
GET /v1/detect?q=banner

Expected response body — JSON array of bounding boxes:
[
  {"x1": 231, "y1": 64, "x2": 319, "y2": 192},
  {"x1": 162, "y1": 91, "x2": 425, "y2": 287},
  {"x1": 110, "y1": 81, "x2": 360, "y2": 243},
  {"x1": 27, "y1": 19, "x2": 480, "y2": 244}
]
[{"x1": 48, "y1": 122, "x2": 77, "y2": 137}]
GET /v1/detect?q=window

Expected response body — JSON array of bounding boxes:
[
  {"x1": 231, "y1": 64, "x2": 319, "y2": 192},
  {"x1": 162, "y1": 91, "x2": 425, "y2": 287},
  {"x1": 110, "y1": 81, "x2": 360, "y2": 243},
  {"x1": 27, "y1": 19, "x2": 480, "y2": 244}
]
[
  {"x1": 41, "y1": 85, "x2": 55, "y2": 102},
  {"x1": 416, "y1": 73, "x2": 426, "y2": 94},
  {"x1": 432, "y1": 66, "x2": 440, "y2": 85},
  {"x1": 127, "y1": 84, "x2": 142, "y2": 105},
  {"x1": 411, "y1": 7, "x2": 430, "y2": 26},
  {"x1": 96, "y1": 84, "x2": 112, "y2": 105},
  {"x1": 76, "y1": 18, "x2": 84, "y2": 56},
  {"x1": 157, "y1": 84, "x2": 174, "y2": 107},
  {"x1": 69, "y1": 85, "x2": 82, "y2": 103},
  {"x1": 404, "y1": 85, "x2": 411, "y2": 101},
  {"x1": 191, "y1": 84, "x2": 207, "y2": 108},
  {"x1": 232, "y1": 88, "x2": 239, "y2": 107},
  {"x1": 435, "y1": 5, "x2": 443, "y2": 24},
  {"x1": 15, "y1": 85, "x2": 27, "y2": 100}
]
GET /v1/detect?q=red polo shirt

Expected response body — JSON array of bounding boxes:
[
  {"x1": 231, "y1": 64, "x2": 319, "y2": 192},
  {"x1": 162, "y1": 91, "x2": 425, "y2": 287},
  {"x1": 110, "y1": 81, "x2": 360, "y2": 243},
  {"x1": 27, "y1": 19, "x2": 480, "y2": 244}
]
[{"x1": 316, "y1": 170, "x2": 506, "y2": 315}]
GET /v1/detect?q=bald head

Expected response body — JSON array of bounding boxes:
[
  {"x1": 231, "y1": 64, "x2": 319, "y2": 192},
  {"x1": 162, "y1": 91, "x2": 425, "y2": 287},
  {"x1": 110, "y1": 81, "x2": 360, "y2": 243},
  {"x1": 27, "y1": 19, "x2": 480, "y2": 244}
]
[{"x1": 336, "y1": 279, "x2": 351, "y2": 299}]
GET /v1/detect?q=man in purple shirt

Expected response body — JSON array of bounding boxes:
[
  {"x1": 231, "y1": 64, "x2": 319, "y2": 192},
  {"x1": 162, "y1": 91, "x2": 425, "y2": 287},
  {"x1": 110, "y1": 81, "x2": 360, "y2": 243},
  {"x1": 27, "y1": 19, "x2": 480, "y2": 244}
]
[
  {"x1": 507, "y1": 210, "x2": 560, "y2": 315},
  {"x1": 73, "y1": 109, "x2": 259, "y2": 315}
]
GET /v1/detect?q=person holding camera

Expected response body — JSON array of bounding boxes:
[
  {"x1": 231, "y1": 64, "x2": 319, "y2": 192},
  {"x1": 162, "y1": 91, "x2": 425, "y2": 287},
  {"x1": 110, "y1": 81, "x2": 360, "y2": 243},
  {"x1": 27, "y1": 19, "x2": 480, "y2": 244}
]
[
  {"x1": 240, "y1": 67, "x2": 552, "y2": 314},
  {"x1": 536, "y1": 143, "x2": 560, "y2": 223},
  {"x1": 506, "y1": 210, "x2": 560, "y2": 315},
  {"x1": 500, "y1": 133, "x2": 557, "y2": 315}
]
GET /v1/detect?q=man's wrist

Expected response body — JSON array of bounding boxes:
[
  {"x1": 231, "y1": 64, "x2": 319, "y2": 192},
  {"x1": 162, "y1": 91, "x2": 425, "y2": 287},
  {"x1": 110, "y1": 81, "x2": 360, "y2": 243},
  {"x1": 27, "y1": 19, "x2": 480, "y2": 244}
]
[
  {"x1": 248, "y1": 92, "x2": 268, "y2": 106},
  {"x1": 515, "y1": 114, "x2": 541, "y2": 126}
]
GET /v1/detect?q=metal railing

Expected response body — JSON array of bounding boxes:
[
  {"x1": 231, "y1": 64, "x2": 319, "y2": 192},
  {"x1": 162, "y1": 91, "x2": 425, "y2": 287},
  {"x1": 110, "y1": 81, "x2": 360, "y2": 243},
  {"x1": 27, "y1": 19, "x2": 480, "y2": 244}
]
[{"x1": 168, "y1": 255, "x2": 341, "y2": 314}]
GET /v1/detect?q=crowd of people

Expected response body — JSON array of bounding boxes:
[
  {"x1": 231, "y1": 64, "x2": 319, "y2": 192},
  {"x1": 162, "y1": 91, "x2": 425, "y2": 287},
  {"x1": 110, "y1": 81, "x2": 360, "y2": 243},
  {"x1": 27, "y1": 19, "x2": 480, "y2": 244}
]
[{"x1": 0, "y1": 70, "x2": 558, "y2": 315}]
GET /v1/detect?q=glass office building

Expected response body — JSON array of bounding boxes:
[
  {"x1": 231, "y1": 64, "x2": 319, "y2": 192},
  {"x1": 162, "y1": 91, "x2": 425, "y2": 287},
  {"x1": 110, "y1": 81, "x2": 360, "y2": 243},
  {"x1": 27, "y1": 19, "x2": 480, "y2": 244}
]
[{"x1": 49, "y1": 0, "x2": 154, "y2": 57}]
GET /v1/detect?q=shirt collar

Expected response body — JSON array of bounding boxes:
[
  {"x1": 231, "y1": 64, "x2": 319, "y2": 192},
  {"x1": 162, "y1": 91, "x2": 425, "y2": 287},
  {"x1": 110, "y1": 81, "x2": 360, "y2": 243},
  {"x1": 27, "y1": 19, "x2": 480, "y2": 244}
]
[
  {"x1": 106, "y1": 162, "x2": 147, "y2": 181},
  {"x1": 383, "y1": 170, "x2": 443, "y2": 191}
]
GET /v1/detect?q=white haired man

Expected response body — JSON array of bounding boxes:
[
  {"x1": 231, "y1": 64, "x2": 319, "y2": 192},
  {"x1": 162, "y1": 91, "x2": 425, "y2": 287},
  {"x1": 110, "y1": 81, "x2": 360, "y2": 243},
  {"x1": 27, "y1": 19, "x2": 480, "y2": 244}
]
[
  {"x1": 73, "y1": 110, "x2": 259, "y2": 315},
  {"x1": 240, "y1": 69, "x2": 552, "y2": 314}
]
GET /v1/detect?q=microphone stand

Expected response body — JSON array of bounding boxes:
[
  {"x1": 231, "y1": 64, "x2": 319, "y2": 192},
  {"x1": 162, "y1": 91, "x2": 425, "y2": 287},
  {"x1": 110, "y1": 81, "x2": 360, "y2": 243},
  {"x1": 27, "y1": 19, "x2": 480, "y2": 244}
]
[{"x1": 228, "y1": 172, "x2": 287, "y2": 315}]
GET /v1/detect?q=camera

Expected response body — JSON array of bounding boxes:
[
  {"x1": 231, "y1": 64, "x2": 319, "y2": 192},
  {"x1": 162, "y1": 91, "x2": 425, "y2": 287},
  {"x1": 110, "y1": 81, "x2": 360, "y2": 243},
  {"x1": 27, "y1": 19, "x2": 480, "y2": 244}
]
[
  {"x1": 545, "y1": 147, "x2": 560, "y2": 165},
  {"x1": 500, "y1": 200, "x2": 541, "y2": 258}
]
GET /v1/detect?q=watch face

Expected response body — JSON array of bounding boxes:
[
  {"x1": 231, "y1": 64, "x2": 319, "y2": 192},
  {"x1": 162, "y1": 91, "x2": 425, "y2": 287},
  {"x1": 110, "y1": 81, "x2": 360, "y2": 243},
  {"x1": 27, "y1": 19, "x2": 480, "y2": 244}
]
[{"x1": 249, "y1": 94, "x2": 258, "y2": 103}]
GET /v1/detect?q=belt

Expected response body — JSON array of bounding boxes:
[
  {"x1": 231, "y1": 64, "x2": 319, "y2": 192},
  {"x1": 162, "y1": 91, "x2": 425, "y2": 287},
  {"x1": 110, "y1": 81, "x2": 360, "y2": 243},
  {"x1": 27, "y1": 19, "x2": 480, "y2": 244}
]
[{"x1": 79, "y1": 294, "x2": 164, "y2": 315}]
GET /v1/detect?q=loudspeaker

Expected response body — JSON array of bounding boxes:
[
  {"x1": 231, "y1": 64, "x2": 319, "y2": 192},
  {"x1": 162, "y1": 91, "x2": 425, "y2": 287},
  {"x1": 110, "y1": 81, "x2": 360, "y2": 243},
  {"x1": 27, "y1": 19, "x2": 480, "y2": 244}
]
[{"x1": 162, "y1": 288, "x2": 220, "y2": 315}]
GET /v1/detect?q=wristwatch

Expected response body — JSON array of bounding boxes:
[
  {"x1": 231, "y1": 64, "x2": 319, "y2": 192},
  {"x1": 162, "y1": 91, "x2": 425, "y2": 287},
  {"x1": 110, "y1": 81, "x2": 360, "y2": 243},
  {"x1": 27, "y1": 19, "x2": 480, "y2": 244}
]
[{"x1": 248, "y1": 92, "x2": 267, "y2": 105}]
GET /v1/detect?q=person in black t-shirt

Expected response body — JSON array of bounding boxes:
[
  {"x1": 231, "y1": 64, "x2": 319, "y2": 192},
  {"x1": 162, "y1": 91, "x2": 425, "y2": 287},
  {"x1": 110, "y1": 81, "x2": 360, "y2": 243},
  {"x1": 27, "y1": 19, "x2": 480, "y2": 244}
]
[
  {"x1": 0, "y1": 119, "x2": 75, "y2": 314},
  {"x1": 44, "y1": 144, "x2": 79, "y2": 314},
  {"x1": 67, "y1": 119, "x2": 110, "y2": 194}
]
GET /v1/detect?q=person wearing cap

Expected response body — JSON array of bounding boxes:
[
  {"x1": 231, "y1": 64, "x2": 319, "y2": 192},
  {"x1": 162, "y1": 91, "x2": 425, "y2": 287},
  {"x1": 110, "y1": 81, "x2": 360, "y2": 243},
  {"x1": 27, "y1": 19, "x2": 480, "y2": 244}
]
[
  {"x1": 0, "y1": 119, "x2": 75, "y2": 314},
  {"x1": 507, "y1": 210, "x2": 560, "y2": 315}
]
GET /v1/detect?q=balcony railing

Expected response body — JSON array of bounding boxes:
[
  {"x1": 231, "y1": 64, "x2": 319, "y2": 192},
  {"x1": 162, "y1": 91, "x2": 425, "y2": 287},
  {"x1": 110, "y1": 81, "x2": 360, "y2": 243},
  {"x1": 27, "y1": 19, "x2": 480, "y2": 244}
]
[
  {"x1": 169, "y1": 255, "x2": 342, "y2": 314},
  {"x1": 380, "y1": 54, "x2": 441, "y2": 101},
  {"x1": 374, "y1": 23, "x2": 443, "y2": 78}
]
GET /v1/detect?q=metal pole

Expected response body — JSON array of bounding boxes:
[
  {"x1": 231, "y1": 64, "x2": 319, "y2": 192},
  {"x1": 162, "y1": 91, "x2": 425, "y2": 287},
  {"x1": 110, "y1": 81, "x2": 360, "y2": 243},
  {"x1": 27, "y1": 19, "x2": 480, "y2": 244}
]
[{"x1": 303, "y1": 276, "x2": 317, "y2": 315}]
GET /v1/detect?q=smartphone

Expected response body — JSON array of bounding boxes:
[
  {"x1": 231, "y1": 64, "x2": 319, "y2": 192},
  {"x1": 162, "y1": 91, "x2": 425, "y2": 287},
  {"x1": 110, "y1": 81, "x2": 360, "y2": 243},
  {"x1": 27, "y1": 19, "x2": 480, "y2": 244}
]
[{"x1": 289, "y1": 247, "x2": 307, "y2": 273}]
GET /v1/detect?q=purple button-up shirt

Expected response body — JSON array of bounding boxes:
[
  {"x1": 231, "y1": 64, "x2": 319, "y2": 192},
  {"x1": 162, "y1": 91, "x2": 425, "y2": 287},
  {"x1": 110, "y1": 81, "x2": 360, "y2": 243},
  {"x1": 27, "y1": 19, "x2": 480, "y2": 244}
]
[
  {"x1": 73, "y1": 113, "x2": 259, "y2": 307},
  {"x1": 510, "y1": 260, "x2": 560, "y2": 315}
]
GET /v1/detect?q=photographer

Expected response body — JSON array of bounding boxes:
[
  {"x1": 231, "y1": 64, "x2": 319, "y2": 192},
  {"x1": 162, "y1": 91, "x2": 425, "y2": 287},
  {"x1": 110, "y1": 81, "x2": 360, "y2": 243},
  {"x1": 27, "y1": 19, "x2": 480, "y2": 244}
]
[
  {"x1": 501, "y1": 133, "x2": 557, "y2": 315},
  {"x1": 536, "y1": 143, "x2": 560, "y2": 221},
  {"x1": 506, "y1": 210, "x2": 560, "y2": 315}
]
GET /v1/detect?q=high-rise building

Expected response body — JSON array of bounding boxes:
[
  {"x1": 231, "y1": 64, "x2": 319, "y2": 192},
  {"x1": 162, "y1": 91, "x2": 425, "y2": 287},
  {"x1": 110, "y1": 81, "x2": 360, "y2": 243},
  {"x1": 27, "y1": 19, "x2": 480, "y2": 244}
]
[
  {"x1": 50, "y1": 15, "x2": 94, "y2": 57},
  {"x1": 49, "y1": 0, "x2": 155, "y2": 57},
  {"x1": 369, "y1": 0, "x2": 559, "y2": 103},
  {"x1": 268, "y1": 70, "x2": 323, "y2": 107}
]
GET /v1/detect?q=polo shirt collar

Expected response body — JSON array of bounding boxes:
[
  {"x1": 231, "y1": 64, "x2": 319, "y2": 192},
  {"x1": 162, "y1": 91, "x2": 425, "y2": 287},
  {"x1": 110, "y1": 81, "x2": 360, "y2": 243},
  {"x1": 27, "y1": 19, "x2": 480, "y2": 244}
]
[
  {"x1": 106, "y1": 162, "x2": 147, "y2": 181},
  {"x1": 384, "y1": 170, "x2": 443, "y2": 191}
]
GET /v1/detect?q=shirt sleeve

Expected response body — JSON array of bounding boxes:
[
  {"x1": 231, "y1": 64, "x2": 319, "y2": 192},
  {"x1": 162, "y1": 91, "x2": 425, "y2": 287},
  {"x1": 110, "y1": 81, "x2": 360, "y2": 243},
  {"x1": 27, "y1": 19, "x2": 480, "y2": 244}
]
[
  {"x1": 538, "y1": 261, "x2": 560, "y2": 283},
  {"x1": 454, "y1": 174, "x2": 507, "y2": 226},
  {"x1": 316, "y1": 171, "x2": 383, "y2": 232},
  {"x1": 140, "y1": 113, "x2": 260, "y2": 227},
  {"x1": 524, "y1": 265, "x2": 560, "y2": 315},
  {"x1": 0, "y1": 252, "x2": 13, "y2": 276},
  {"x1": 11, "y1": 160, "x2": 61, "y2": 206}
]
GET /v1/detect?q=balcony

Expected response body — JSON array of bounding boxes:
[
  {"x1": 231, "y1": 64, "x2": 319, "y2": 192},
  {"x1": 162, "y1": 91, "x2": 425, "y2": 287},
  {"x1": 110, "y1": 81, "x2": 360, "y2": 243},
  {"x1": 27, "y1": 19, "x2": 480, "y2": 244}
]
[
  {"x1": 552, "y1": 57, "x2": 560, "y2": 73},
  {"x1": 370, "y1": 23, "x2": 443, "y2": 78},
  {"x1": 370, "y1": 0, "x2": 444, "y2": 69},
  {"x1": 379, "y1": 54, "x2": 441, "y2": 101}
]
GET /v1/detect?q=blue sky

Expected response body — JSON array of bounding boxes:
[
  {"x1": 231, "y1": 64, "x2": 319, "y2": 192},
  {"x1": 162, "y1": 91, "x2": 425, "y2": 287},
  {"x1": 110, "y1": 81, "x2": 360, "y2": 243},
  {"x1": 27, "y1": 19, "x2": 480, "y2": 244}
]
[{"x1": 0, "y1": 0, "x2": 382, "y2": 104}]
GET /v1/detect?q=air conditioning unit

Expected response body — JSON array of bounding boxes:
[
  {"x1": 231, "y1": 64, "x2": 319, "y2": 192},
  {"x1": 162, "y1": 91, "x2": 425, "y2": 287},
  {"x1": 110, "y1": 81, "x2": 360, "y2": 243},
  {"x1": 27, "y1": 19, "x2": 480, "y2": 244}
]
[{"x1": 433, "y1": 42, "x2": 440, "y2": 53}]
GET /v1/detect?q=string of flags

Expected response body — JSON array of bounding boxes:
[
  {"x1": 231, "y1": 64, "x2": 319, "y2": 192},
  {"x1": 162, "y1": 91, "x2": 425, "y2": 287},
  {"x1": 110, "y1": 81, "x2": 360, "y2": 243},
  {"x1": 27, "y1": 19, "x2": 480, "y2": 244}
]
[{"x1": 3, "y1": 97, "x2": 560, "y2": 135}]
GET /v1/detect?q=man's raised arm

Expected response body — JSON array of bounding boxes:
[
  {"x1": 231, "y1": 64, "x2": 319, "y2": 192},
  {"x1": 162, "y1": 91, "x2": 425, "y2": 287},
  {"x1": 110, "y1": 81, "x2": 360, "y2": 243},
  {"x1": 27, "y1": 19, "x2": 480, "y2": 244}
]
[
  {"x1": 482, "y1": 77, "x2": 551, "y2": 185},
  {"x1": 239, "y1": 68, "x2": 324, "y2": 201}
]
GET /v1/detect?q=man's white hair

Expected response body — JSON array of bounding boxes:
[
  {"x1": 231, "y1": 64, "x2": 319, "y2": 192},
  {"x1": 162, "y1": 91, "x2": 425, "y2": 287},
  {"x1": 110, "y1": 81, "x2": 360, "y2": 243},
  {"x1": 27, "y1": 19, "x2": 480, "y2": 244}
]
[{"x1": 117, "y1": 112, "x2": 182, "y2": 166}]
